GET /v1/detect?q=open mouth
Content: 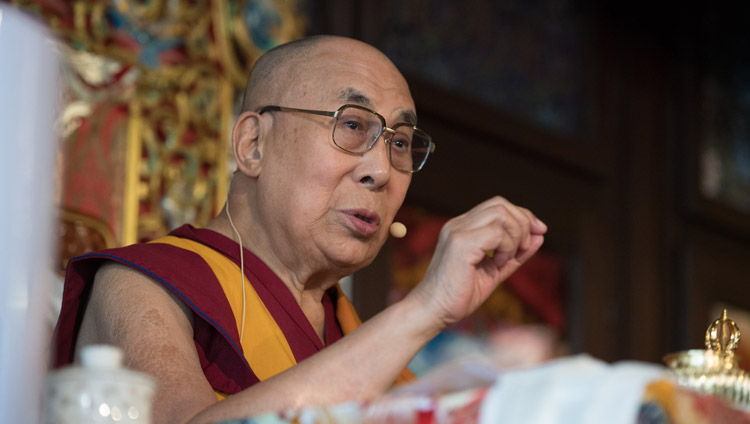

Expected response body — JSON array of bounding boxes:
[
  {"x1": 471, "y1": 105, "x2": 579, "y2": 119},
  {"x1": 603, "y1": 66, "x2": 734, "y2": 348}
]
[
  {"x1": 354, "y1": 213, "x2": 373, "y2": 224},
  {"x1": 344, "y1": 209, "x2": 380, "y2": 237}
]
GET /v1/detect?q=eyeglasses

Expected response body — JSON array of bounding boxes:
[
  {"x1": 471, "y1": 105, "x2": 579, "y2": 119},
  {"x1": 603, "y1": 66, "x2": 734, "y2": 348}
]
[{"x1": 258, "y1": 104, "x2": 435, "y2": 173}]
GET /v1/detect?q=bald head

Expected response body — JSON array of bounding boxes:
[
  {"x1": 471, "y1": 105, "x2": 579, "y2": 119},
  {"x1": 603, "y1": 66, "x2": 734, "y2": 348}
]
[
  {"x1": 224, "y1": 35, "x2": 417, "y2": 279},
  {"x1": 240, "y1": 36, "x2": 409, "y2": 113}
]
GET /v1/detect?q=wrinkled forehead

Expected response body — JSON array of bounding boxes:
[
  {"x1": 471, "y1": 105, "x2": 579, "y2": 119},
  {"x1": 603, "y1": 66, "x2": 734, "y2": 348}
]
[{"x1": 282, "y1": 41, "x2": 416, "y2": 124}]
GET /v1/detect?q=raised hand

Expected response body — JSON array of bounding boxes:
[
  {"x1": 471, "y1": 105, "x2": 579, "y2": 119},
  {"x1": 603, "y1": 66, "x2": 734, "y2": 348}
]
[{"x1": 409, "y1": 196, "x2": 547, "y2": 328}]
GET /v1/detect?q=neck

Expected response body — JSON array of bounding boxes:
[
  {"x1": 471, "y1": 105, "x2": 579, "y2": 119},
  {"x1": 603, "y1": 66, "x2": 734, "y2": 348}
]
[
  {"x1": 206, "y1": 205, "x2": 343, "y2": 307},
  {"x1": 206, "y1": 209, "x2": 333, "y2": 343}
]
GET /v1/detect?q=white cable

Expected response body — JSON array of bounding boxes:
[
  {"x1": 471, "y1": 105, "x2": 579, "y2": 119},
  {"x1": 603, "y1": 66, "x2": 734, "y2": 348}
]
[{"x1": 225, "y1": 184, "x2": 247, "y2": 343}]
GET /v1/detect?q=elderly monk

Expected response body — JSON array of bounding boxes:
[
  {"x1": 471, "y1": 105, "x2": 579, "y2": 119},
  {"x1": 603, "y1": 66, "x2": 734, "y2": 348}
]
[{"x1": 51, "y1": 35, "x2": 547, "y2": 424}]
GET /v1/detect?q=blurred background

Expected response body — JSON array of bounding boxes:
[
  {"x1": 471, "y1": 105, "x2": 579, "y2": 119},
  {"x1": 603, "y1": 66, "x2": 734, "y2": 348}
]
[{"x1": 7, "y1": 0, "x2": 749, "y2": 370}]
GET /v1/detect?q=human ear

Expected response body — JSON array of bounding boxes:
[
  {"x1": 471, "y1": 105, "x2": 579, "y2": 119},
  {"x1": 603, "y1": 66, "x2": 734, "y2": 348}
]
[{"x1": 232, "y1": 111, "x2": 263, "y2": 177}]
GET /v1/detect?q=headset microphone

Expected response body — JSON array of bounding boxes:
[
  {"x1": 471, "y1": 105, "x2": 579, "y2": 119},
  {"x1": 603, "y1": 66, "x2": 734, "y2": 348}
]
[{"x1": 389, "y1": 222, "x2": 407, "y2": 238}]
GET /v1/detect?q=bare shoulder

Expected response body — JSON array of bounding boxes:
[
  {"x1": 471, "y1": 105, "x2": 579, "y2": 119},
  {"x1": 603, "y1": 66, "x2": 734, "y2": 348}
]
[
  {"x1": 76, "y1": 261, "x2": 216, "y2": 423},
  {"x1": 76, "y1": 261, "x2": 195, "y2": 349}
]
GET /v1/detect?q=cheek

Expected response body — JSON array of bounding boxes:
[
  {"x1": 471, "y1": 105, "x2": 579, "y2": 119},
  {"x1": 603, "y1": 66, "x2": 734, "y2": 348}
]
[
  {"x1": 289, "y1": 153, "x2": 353, "y2": 213},
  {"x1": 388, "y1": 175, "x2": 411, "y2": 211},
  {"x1": 308, "y1": 142, "x2": 356, "y2": 184}
]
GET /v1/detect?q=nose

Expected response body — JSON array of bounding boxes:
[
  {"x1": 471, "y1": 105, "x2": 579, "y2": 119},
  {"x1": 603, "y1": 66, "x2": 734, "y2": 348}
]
[{"x1": 352, "y1": 131, "x2": 392, "y2": 188}]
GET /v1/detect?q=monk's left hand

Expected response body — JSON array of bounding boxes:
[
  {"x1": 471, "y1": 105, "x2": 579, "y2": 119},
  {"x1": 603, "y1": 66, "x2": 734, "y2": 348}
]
[{"x1": 407, "y1": 196, "x2": 547, "y2": 329}]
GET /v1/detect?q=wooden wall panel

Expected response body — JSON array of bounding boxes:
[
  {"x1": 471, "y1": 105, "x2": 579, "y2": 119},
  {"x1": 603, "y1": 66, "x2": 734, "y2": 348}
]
[{"x1": 311, "y1": 0, "x2": 750, "y2": 365}]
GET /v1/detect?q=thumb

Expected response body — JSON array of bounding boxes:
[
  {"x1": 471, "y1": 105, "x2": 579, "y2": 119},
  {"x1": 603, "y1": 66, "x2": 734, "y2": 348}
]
[
  {"x1": 531, "y1": 218, "x2": 548, "y2": 235},
  {"x1": 515, "y1": 234, "x2": 544, "y2": 263}
]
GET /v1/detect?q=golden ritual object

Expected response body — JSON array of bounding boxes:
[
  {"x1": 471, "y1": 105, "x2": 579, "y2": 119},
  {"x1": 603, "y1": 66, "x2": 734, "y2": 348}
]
[{"x1": 664, "y1": 309, "x2": 750, "y2": 409}]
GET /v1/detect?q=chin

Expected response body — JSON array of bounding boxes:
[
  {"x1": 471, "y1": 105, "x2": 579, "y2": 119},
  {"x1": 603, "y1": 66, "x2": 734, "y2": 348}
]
[{"x1": 327, "y1": 241, "x2": 380, "y2": 271}]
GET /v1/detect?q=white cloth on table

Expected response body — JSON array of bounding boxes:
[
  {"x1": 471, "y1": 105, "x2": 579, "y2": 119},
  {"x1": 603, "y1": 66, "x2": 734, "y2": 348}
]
[{"x1": 480, "y1": 354, "x2": 665, "y2": 424}]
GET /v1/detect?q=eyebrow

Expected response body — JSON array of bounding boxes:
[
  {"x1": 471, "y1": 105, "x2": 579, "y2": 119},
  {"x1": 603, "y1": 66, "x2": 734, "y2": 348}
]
[
  {"x1": 338, "y1": 87, "x2": 418, "y2": 126},
  {"x1": 339, "y1": 88, "x2": 373, "y2": 108},
  {"x1": 398, "y1": 110, "x2": 418, "y2": 126}
]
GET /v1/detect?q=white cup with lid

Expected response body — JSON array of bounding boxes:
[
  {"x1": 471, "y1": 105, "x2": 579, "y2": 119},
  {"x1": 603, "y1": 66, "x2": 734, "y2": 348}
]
[{"x1": 44, "y1": 345, "x2": 156, "y2": 424}]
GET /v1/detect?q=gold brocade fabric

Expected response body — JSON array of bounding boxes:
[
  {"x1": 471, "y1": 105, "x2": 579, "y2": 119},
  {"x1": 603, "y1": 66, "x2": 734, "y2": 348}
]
[{"x1": 12, "y1": 0, "x2": 305, "y2": 249}]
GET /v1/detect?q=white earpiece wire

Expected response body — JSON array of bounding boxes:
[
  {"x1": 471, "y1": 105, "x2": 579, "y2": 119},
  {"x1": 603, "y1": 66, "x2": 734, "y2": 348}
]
[{"x1": 225, "y1": 183, "x2": 247, "y2": 343}]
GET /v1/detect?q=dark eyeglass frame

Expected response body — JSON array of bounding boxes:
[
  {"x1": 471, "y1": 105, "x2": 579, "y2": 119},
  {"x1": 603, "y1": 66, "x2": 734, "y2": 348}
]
[{"x1": 257, "y1": 104, "x2": 435, "y2": 173}]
